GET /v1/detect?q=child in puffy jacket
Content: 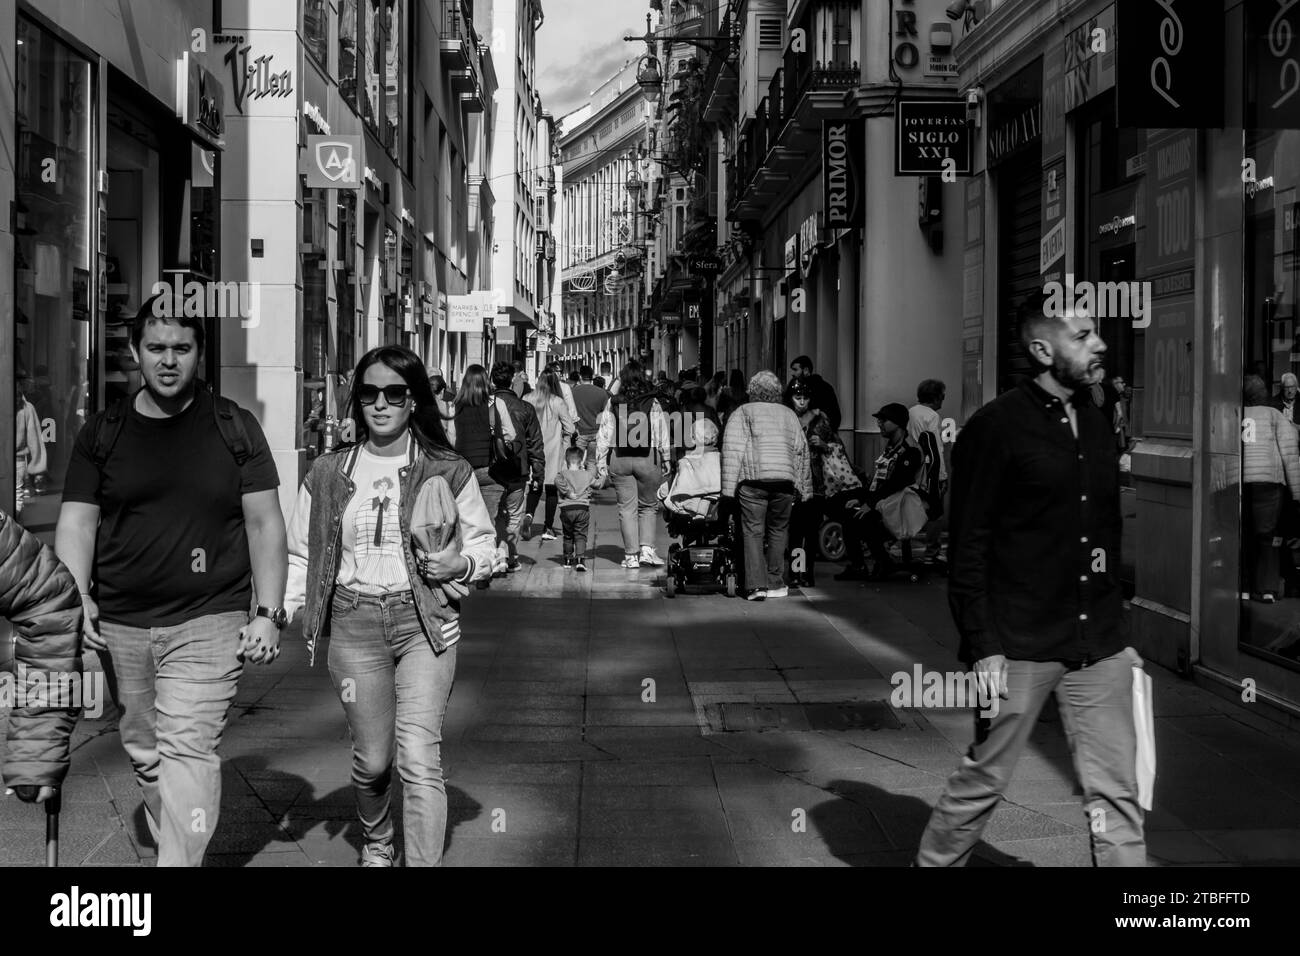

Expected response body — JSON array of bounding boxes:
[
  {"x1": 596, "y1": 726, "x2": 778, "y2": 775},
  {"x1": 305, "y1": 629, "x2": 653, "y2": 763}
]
[{"x1": 0, "y1": 508, "x2": 83, "y2": 805}]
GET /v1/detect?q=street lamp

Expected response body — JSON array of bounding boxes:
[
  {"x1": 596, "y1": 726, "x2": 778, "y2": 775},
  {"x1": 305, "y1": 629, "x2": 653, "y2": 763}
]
[{"x1": 625, "y1": 168, "x2": 645, "y2": 196}]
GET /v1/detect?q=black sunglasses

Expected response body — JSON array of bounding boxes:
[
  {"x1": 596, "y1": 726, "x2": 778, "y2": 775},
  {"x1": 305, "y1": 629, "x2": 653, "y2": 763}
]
[{"x1": 357, "y1": 384, "x2": 411, "y2": 406}]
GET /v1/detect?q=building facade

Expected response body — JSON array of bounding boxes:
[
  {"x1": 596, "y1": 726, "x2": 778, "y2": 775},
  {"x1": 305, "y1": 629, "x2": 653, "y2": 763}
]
[
  {"x1": 556, "y1": 61, "x2": 653, "y2": 377},
  {"x1": 955, "y1": 0, "x2": 1300, "y2": 720},
  {"x1": 2, "y1": 0, "x2": 497, "y2": 528},
  {"x1": 487, "y1": 0, "x2": 545, "y2": 367},
  {"x1": 685, "y1": 0, "x2": 964, "y2": 466}
]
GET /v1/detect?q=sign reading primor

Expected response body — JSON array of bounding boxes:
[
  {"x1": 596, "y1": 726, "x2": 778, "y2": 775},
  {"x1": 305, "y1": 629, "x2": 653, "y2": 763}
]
[{"x1": 823, "y1": 118, "x2": 865, "y2": 228}]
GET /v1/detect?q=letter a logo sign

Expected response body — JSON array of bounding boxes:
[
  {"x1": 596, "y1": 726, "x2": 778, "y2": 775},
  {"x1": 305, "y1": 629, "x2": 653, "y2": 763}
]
[
  {"x1": 304, "y1": 135, "x2": 362, "y2": 189},
  {"x1": 317, "y1": 141, "x2": 354, "y2": 182}
]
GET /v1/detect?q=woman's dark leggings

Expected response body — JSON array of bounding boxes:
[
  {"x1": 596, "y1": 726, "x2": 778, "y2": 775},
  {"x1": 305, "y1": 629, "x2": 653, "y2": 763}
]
[{"x1": 526, "y1": 483, "x2": 560, "y2": 531}]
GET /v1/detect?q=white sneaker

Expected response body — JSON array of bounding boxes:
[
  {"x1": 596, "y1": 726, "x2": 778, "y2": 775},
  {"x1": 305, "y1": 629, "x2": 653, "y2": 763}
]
[
  {"x1": 639, "y1": 546, "x2": 665, "y2": 567},
  {"x1": 361, "y1": 842, "x2": 395, "y2": 867},
  {"x1": 540, "y1": 529, "x2": 556, "y2": 541},
  {"x1": 766, "y1": 586, "x2": 789, "y2": 598},
  {"x1": 746, "y1": 589, "x2": 767, "y2": 601},
  {"x1": 621, "y1": 554, "x2": 641, "y2": 569}
]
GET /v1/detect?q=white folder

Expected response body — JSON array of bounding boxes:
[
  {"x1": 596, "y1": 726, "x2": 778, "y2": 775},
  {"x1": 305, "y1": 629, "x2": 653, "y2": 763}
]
[{"x1": 1132, "y1": 664, "x2": 1156, "y2": 811}]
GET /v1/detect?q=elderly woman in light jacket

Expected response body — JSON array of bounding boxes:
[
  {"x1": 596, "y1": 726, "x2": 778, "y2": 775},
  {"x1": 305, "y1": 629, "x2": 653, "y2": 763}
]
[
  {"x1": 1243, "y1": 374, "x2": 1300, "y2": 603},
  {"x1": 721, "y1": 370, "x2": 812, "y2": 601}
]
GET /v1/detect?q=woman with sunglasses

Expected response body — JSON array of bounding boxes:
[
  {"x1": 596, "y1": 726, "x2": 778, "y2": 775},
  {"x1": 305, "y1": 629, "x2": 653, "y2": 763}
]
[{"x1": 285, "y1": 345, "x2": 496, "y2": 866}]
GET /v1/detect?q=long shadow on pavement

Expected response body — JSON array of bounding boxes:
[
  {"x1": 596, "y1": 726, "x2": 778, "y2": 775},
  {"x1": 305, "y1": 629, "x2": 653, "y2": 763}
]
[{"x1": 813, "y1": 778, "x2": 1030, "y2": 866}]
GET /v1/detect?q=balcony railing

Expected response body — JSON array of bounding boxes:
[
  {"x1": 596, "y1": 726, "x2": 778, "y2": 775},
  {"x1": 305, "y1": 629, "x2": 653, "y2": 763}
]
[
  {"x1": 441, "y1": 0, "x2": 480, "y2": 71},
  {"x1": 766, "y1": 68, "x2": 785, "y2": 149}
]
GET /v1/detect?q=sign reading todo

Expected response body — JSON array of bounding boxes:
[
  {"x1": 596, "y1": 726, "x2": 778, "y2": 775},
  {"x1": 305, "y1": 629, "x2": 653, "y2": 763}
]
[
  {"x1": 823, "y1": 118, "x2": 866, "y2": 227},
  {"x1": 895, "y1": 100, "x2": 970, "y2": 176},
  {"x1": 301, "y1": 135, "x2": 363, "y2": 189}
]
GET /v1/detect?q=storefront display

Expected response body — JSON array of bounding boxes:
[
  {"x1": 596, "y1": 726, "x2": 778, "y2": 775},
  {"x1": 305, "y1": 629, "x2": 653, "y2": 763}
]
[{"x1": 13, "y1": 17, "x2": 93, "y2": 531}]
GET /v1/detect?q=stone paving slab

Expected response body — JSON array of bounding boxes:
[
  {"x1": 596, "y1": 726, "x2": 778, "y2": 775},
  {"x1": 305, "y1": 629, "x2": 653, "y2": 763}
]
[{"x1": 5, "y1": 495, "x2": 1300, "y2": 866}]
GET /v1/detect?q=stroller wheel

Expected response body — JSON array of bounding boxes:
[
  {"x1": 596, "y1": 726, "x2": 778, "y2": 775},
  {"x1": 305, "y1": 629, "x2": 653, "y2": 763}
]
[
  {"x1": 819, "y1": 520, "x2": 847, "y2": 562},
  {"x1": 665, "y1": 574, "x2": 677, "y2": 598},
  {"x1": 725, "y1": 573, "x2": 737, "y2": 598}
]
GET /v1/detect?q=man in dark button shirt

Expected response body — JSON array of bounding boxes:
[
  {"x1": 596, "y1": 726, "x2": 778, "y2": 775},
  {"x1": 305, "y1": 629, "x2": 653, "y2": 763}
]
[
  {"x1": 55, "y1": 296, "x2": 287, "y2": 867},
  {"x1": 916, "y1": 305, "x2": 1146, "y2": 867}
]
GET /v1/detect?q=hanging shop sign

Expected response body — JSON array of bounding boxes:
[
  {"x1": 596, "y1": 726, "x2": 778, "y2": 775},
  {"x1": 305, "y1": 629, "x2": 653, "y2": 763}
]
[
  {"x1": 824, "y1": 118, "x2": 866, "y2": 225},
  {"x1": 894, "y1": 101, "x2": 969, "y2": 176},
  {"x1": 784, "y1": 234, "x2": 798, "y2": 274},
  {"x1": 1247, "y1": 0, "x2": 1300, "y2": 129},
  {"x1": 175, "y1": 53, "x2": 226, "y2": 149},
  {"x1": 300, "y1": 135, "x2": 363, "y2": 189},
  {"x1": 798, "y1": 214, "x2": 820, "y2": 275},
  {"x1": 1116, "y1": 0, "x2": 1224, "y2": 128},
  {"x1": 1063, "y1": 3, "x2": 1117, "y2": 113},
  {"x1": 688, "y1": 253, "x2": 723, "y2": 276},
  {"x1": 445, "y1": 295, "x2": 481, "y2": 333}
]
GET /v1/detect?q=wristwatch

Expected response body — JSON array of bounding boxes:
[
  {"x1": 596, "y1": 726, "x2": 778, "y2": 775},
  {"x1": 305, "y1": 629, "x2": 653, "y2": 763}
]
[{"x1": 254, "y1": 605, "x2": 288, "y2": 629}]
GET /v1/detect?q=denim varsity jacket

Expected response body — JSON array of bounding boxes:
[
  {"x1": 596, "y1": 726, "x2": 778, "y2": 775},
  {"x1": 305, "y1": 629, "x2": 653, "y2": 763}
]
[{"x1": 285, "y1": 439, "x2": 496, "y2": 664}]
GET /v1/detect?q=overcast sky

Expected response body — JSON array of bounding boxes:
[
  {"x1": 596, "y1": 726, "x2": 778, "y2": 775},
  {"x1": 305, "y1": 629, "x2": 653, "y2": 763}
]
[{"x1": 536, "y1": 0, "x2": 649, "y2": 120}]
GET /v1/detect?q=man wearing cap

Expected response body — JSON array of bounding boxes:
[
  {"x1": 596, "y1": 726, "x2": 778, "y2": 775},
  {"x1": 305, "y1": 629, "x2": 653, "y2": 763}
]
[
  {"x1": 915, "y1": 305, "x2": 1145, "y2": 867},
  {"x1": 1273, "y1": 372, "x2": 1300, "y2": 428},
  {"x1": 834, "y1": 403, "x2": 922, "y2": 581}
]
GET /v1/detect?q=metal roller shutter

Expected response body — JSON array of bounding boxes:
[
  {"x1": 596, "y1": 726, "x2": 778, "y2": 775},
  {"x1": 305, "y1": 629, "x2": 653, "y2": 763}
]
[{"x1": 997, "y1": 154, "x2": 1043, "y2": 394}]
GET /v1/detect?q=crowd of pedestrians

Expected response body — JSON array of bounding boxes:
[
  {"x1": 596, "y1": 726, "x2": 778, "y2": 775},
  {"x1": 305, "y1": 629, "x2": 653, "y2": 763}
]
[{"x1": 0, "y1": 284, "x2": 1153, "y2": 870}]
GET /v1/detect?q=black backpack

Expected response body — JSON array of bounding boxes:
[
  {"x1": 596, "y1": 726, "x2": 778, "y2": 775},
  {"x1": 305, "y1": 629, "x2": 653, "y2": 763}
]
[
  {"x1": 487, "y1": 396, "x2": 528, "y2": 482},
  {"x1": 614, "y1": 392, "x2": 660, "y2": 458},
  {"x1": 91, "y1": 387, "x2": 253, "y2": 470}
]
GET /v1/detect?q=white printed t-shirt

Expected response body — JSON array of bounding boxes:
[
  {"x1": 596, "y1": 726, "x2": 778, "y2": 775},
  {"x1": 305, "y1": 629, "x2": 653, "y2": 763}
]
[{"x1": 339, "y1": 440, "x2": 411, "y2": 593}]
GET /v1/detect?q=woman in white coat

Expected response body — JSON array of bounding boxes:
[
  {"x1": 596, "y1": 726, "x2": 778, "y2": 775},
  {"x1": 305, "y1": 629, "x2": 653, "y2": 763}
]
[{"x1": 523, "y1": 368, "x2": 576, "y2": 541}]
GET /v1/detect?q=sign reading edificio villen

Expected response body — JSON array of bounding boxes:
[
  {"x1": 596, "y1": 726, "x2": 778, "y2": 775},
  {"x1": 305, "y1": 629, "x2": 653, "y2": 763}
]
[
  {"x1": 301, "y1": 135, "x2": 363, "y2": 189},
  {"x1": 895, "y1": 100, "x2": 970, "y2": 176}
]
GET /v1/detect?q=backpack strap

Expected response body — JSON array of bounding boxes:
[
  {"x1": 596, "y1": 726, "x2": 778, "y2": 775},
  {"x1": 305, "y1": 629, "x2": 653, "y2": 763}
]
[
  {"x1": 211, "y1": 395, "x2": 253, "y2": 467},
  {"x1": 91, "y1": 395, "x2": 134, "y2": 470}
]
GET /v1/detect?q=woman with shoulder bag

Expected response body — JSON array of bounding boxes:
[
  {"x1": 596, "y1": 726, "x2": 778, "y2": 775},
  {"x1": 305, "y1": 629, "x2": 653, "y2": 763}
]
[{"x1": 285, "y1": 346, "x2": 497, "y2": 866}]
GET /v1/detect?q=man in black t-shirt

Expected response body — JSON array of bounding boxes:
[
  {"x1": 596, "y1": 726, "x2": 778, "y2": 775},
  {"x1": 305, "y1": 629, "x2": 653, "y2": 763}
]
[{"x1": 55, "y1": 297, "x2": 286, "y2": 867}]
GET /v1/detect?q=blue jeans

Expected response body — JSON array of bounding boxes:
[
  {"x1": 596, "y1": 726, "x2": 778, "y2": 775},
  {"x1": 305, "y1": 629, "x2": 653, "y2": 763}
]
[
  {"x1": 327, "y1": 586, "x2": 458, "y2": 866},
  {"x1": 575, "y1": 432, "x2": 599, "y2": 470},
  {"x1": 737, "y1": 483, "x2": 794, "y2": 590},
  {"x1": 475, "y1": 465, "x2": 525, "y2": 560},
  {"x1": 609, "y1": 452, "x2": 661, "y2": 554},
  {"x1": 101, "y1": 610, "x2": 246, "y2": 867},
  {"x1": 916, "y1": 647, "x2": 1146, "y2": 866}
]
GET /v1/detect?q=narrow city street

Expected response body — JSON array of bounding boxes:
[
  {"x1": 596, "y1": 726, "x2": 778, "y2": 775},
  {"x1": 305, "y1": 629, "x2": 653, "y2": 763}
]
[{"x1": 4, "y1": 494, "x2": 1299, "y2": 868}]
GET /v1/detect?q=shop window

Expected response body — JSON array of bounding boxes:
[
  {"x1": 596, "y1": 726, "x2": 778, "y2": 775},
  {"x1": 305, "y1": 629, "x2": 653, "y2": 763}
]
[
  {"x1": 304, "y1": 0, "x2": 330, "y2": 70},
  {"x1": 384, "y1": 0, "x2": 404, "y2": 158},
  {"x1": 1075, "y1": 90, "x2": 1140, "y2": 433},
  {"x1": 1239, "y1": 127, "x2": 1300, "y2": 669},
  {"x1": 13, "y1": 17, "x2": 93, "y2": 531},
  {"x1": 340, "y1": 0, "x2": 359, "y2": 112},
  {"x1": 337, "y1": 191, "x2": 358, "y2": 375},
  {"x1": 362, "y1": 0, "x2": 383, "y2": 133}
]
